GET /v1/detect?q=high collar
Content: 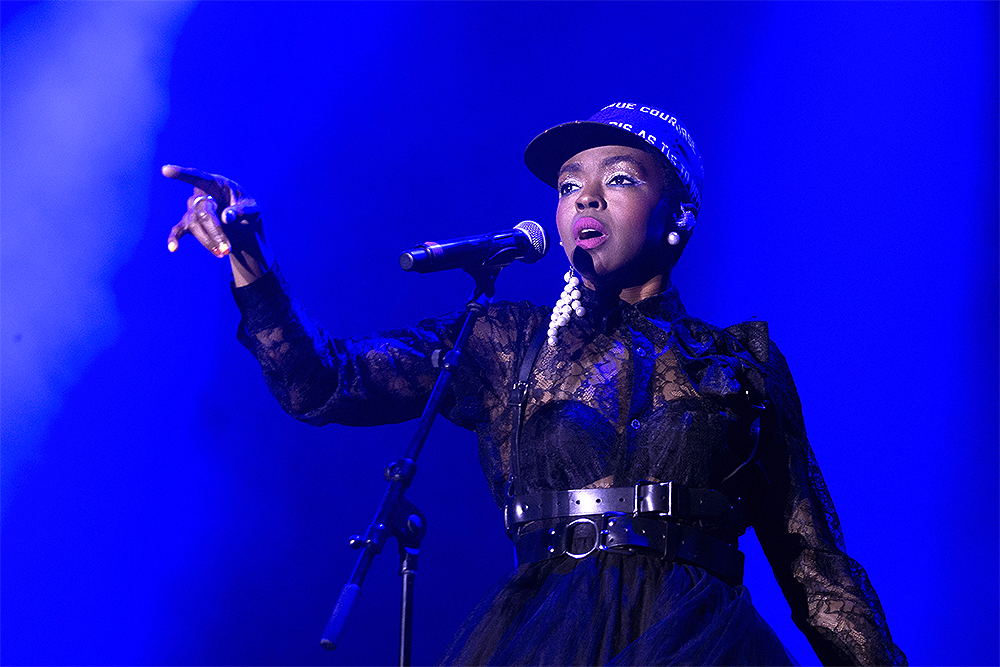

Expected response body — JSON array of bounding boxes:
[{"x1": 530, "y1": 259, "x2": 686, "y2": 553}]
[{"x1": 576, "y1": 283, "x2": 688, "y2": 335}]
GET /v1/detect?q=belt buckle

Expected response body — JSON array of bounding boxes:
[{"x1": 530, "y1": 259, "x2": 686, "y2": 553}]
[
  {"x1": 636, "y1": 480, "x2": 675, "y2": 516},
  {"x1": 600, "y1": 512, "x2": 646, "y2": 554},
  {"x1": 563, "y1": 517, "x2": 600, "y2": 559}
]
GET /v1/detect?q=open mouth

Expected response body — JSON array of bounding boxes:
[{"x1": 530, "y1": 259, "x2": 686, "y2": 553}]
[{"x1": 574, "y1": 217, "x2": 608, "y2": 250}]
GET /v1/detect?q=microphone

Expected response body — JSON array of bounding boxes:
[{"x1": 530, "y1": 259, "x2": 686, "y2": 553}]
[{"x1": 399, "y1": 221, "x2": 548, "y2": 273}]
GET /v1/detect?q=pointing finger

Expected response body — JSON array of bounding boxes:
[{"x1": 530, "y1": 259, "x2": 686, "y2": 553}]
[{"x1": 161, "y1": 164, "x2": 220, "y2": 191}]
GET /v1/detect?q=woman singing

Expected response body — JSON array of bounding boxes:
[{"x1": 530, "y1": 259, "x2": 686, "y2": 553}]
[{"x1": 164, "y1": 103, "x2": 906, "y2": 666}]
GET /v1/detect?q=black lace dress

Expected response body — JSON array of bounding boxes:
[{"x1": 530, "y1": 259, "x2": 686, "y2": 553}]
[{"x1": 233, "y1": 267, "x2": 906, "y2": 666}]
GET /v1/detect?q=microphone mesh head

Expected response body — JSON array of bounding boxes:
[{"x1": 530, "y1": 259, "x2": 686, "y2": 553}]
[{"x1": 514, "y1": 220, "x2": 548, "y2": 263}]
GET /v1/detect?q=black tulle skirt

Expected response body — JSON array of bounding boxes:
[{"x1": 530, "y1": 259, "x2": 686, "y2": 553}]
[{"x1": 439, "y1": 551, "x2": 798, "y2": 666}]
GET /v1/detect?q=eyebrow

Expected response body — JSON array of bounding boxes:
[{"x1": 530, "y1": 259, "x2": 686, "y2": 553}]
[{"x1": 557, "y1": 154, "x2": 648, "y2": 179}]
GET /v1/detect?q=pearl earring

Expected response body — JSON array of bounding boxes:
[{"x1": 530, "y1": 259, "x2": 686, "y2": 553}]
[{"x1": 548, "y1": 268, "x2": 586, "y2": 346}]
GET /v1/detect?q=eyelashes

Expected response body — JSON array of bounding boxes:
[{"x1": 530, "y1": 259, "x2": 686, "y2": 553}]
[
  {"x1": 606, "y1": 171, "x2": 643, "y2": 187},
  {"x1": 558, "y1": 178, "x2": 582, "y2": 197},
  {"x1": 558, "y1": 171, "x2": 644, "y2": 198}
]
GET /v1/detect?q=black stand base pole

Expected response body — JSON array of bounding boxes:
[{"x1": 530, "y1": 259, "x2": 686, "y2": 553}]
[{"x1": 399, "y1": 549, "x2": 418, "y2": 667}]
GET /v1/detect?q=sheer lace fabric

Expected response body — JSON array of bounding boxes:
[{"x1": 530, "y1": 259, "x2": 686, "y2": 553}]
[{"x1": 233, "y1": 266, "x2": 906, "y2": 666}]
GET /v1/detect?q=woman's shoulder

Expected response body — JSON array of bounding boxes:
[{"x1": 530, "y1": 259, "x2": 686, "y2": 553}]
[
  {"x1": 721, "y1": 319, "x2": 771, "y2": 366},
  {"x1": 410, "y1": 299, "x2": 552, "y2": 360},
  {"x1": 670, "y1": 314, "x2": 802, "y2": 403},
  {"x1": 669, "y1": 314, "x2": 771, "y2": 358}
]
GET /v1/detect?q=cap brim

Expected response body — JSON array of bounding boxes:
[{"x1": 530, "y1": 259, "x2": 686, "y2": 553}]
[{"x1": 524, "y1": 121, "x2": 657, "y2": 189}]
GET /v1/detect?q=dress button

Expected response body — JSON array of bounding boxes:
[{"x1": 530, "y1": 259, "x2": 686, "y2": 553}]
[
  {"x1": 630, "y1": 419, "x2": 641, "y2": 430},
  {"x1": 635, "y1": 347, "x2": 646, "y2": 357}
]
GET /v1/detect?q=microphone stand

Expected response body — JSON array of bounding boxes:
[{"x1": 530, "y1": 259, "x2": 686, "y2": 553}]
[{"x1": 320, "y1": 265, "x2": 502, "y2": 667}]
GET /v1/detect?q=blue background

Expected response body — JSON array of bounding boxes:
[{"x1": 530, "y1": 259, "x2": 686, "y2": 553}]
[{"x1": 2, "y1": 2, "x2": 997, "y2": 665}]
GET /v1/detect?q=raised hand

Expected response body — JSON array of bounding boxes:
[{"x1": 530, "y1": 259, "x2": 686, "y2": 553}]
[{"x1": 162, "y1": 165, "x2": 272, "y2": 286}]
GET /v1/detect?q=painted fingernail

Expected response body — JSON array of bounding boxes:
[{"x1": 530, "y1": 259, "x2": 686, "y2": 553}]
[
  {"x1": 217, "y1": 241, "x2": 230, "y2": 255},
  {"x1": 168, "y1": 240, "x2": 178, "y2": 252}
]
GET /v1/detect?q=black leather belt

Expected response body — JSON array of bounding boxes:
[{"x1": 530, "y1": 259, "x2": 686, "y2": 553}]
[
  {"x1": 506, "y1": 482, "x2": 745, "y2": 587},
  {"x1": 504, "y1": 481, "x2": 740, "y2": 528},
  {"x1": 513, "y1": 512, "x2": 744, "y2": 587}
]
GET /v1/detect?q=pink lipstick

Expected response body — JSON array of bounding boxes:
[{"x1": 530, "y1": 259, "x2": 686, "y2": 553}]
[{"x1": 573, "y1": 217, "x2": 608, "y2": 250}]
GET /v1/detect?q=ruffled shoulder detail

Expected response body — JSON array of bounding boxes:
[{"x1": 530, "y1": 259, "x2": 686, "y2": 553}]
[
  {"x1": 723, "y1": 320, "x2": 770, "y2": 366},
  {"x1": 668, "y1": 317, "x2": 769, "y2": 405}
]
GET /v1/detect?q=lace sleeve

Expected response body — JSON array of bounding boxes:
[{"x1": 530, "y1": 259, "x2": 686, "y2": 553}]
[
  {"x1": 750, "y1": 338, "x2": 907, "y2": 666},
  {"x1": 231, "y1": 265, "x2": 468, "y2": 427}
]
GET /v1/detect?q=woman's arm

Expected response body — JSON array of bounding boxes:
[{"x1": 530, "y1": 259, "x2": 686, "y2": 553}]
[
  {"x1": 752, "y1": 341, "x2": 907, "y2": 666},
  {"x1": 230, "y1": 265, "x2": 470, "y2": 426},
  {"x1": 161, "y1": 164, "x2": 466, "y2": 426}
]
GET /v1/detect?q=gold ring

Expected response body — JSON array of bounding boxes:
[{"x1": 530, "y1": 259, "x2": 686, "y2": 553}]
[{"x1": 192, "y1": 195, "x2": 216, "y2": 209}]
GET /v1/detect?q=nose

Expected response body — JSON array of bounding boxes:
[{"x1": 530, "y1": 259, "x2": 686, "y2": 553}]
[
  {"x1": 575, "y1": 194, "x2": 604, "y2": 211},
  {"x1": 575, "y1": 183, "x2": 606, "y2": 211}
]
